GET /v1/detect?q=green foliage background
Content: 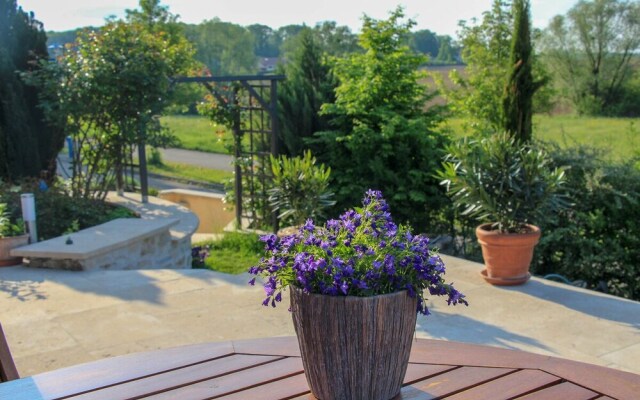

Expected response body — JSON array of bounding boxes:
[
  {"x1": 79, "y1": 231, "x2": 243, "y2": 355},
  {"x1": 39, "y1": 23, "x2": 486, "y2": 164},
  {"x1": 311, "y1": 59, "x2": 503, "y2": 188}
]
[
  {"x1": 0, "y1": 0, "x2": 65, "y2": 181},
  {"x1": 534, "y1": 145, "x2": 640, "y2": 300},
  {"x1": 311, "y1": 8, "x2": 450, "y2": 231}
]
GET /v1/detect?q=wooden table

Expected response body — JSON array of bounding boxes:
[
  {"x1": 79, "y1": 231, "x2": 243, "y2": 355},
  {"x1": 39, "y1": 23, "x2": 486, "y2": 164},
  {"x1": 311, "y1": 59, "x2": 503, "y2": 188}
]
[{"x1": 1, "y1": 337, "x2": 638, "y2": 400}]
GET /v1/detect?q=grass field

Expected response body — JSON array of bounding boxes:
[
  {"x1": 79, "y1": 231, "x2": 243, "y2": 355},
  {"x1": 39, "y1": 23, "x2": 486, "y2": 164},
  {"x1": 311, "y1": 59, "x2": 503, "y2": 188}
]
[
  {"x1": 438, "y1": 115, "x2": 640, "y2": 162},
  {"x1": 147, "y1": 160, "x2": 232, "y2": 185},
  {"x1": 193, "y1": 232, "x2": 263, "y2": 274},
  {"x1": 161, "y1": 115, "x2": 231, "y2": 154},
  {"x1": 164, "y1": 113, "x2": 639, "y2": 162}
]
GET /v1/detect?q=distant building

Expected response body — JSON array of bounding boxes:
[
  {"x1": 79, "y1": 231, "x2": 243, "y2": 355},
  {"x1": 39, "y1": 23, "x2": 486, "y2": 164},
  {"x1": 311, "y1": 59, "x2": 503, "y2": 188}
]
[
  {"x1": 258, "y1": 57, "x2": 280, "y2": 75},
  {"x1": 47, "y1": 44, "x2": 64, "y2": 60}
]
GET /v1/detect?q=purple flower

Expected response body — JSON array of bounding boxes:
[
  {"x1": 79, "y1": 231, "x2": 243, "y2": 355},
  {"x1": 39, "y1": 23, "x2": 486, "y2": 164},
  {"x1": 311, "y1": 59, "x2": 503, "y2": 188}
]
[
  {"x1": 260, "y1": 234, "x2": 278, "y2": 251},
  {"x1": 247, "y1": 189, "x2": 468, "y2": 315},
  {"x1": 303, "y1": 219, "x2": 315, "y2": 232},
  {"x1": 326, "y1": 219, "x2": 341, "y2": 231}
]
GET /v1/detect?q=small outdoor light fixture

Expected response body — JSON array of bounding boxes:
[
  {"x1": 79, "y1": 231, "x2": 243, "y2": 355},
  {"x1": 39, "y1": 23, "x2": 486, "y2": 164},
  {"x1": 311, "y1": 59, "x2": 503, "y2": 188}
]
[{"x1": 20, "y1": 193, "x2": 38, "y2": 243}]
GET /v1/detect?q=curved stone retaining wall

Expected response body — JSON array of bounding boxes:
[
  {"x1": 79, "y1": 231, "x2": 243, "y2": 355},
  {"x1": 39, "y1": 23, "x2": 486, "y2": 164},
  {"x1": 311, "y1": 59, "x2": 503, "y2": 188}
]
[{"x1": 11, "y1": 193, "x2": 199, "y2": 271}]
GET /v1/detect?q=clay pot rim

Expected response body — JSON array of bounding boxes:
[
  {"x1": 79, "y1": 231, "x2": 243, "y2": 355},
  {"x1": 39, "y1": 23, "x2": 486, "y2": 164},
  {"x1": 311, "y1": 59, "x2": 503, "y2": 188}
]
[
  {"x1": 476, "y1": 223, "x2": 540, "y2": 237},
  {"x1": 0, "y1": 233, "x2": 29, "y2": 240}
]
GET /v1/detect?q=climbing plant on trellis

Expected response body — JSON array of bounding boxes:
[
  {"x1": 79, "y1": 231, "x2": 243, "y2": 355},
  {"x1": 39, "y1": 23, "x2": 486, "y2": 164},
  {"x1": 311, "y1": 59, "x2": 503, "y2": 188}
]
[{"x1": 173, "y1": 75, "x2": 284, "y2": 231}]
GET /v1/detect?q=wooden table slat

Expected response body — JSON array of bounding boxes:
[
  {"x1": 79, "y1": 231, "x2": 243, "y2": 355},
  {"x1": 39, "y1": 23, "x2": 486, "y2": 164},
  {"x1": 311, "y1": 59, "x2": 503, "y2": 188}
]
[
  {"x1": 443, "y1": 369, "x2": 561, "y2": 400},
  {"x1": 398, "y1": 366, "x2": 516, "y2": 399},
  {"x1": 207, "y1": 373, "x2": 310, "y2": 400},
  {"x1": 403, "y1": 363, "x2": 458, "y2": 384},
  {"x1": 0, "y1": 342, "x2": 234, "y2": 400},
  {"x1": 514, "y1": 381, "x2": 600, "y2": 400},
  {"x1": 290, "y1": 364, "x2": 462, "y2": 400},
  {"x1": 66, "y1": 354, "x2": 282, "y2": 400},
  {"x1": 232, "y1": 337, "x2": 301, "y2": 357},
  {"x1": 408, "y1": 339, "x2": 640, "y2": 400},
  {"x1": 142, "y1": 356, "x2": 305, "y2": 400}
]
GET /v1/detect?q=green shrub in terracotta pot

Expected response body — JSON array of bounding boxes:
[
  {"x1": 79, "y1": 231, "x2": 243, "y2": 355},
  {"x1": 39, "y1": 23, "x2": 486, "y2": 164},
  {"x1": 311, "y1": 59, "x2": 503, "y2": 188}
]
[{"x1": 438, "y1": 133, "x2": 566, "y2": 285}]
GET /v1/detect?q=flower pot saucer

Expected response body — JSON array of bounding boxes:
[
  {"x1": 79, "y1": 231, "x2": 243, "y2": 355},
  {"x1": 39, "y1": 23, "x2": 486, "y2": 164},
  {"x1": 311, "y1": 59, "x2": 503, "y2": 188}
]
[{"x1": 480, "y1": 269, "x2": 530, "y2": 286}]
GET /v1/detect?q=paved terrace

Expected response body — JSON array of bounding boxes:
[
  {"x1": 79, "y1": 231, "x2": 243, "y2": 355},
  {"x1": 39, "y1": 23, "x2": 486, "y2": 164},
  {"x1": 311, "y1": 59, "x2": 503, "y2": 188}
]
[{"x1": 0, "y1": 256, "x2": 638, "y2": 377}]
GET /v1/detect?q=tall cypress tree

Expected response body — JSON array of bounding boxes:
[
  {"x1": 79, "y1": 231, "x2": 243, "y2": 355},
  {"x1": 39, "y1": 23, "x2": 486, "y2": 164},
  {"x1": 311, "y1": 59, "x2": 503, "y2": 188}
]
[
  {"x1": 502, "y1": 0, "x2": 542, "y2": 143},
  {"x1": 0, "y1": 0, "x2": 63, "y2": 181}
]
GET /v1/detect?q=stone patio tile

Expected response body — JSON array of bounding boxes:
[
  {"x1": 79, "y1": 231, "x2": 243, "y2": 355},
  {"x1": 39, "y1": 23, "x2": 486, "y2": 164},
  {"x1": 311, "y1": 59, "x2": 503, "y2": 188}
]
[
  {"x1": 88, "y1": 332, "x2": 195, "y2": 360},
  {"x1": 3, "y1": 320, "x2": 79, "y2": 358},
  {"x1": 12, "y1": 344, "x2": 98, "y2": 377},
  {"x1": 52, "y1": 304, "x2": 175, "y2": 351},
  {"x1": 600, "y1": 342, "x2": 640, "y2": 373}
]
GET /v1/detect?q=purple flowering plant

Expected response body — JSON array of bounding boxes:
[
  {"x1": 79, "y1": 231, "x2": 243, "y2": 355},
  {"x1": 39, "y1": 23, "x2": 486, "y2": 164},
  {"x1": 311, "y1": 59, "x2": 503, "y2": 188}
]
[{"x1": 249, "y1": 190, "x2": 468, "y2": 315}]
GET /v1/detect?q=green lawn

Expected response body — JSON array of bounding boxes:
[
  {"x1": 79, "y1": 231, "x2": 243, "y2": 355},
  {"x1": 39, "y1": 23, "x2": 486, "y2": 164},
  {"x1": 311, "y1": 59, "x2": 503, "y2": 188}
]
[
  {"x1": 438, "y1": 115, "x2": 640, "y2": 162},
  {"x1": 147, "y1": 160, "x2": 232, "y2": 185},
  {"x1": 193, "y1": 232, "x2": 263, "y2": 274},
  {"x1": 166, "y1": 113, "x2": 639, "y2": 162},
  {"x1": 162, "y1": 114, "x2": 276, "y2": 155},
  {"x1": 161, "y1": 115, "x2": 231, "y2": 154}
]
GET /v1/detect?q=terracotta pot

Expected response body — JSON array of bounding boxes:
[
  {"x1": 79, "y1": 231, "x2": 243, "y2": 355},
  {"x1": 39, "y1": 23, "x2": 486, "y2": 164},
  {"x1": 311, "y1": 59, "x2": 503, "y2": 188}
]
[
  {"x1": 0, "y1": 234, "x2": 29, "y2": 267},
  {"x1": 476, "y1": 223, "x2": 541, "y2": 286},
  {"x1": 290, "y1": 287, "x2": 417, "y2": 400}
]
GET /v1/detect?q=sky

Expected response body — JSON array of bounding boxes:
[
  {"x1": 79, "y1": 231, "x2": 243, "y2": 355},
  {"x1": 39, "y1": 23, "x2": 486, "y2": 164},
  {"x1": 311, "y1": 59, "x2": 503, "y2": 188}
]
[{"x1": 18, "y1": 0, "x2": 579, "y2": 38}]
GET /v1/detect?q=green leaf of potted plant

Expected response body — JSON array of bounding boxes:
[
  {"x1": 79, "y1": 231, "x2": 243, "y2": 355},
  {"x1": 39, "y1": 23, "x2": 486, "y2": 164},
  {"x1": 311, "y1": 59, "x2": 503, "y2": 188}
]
[
  {"x1": 438, "y1": 133, "x2": 566, "y2": 285},
  {"x1": 268, "y1": 150, "x2": 336, "y2": 233},
  {"x1": 0, "y1": 203, "x2": 29, "y2": 266}
]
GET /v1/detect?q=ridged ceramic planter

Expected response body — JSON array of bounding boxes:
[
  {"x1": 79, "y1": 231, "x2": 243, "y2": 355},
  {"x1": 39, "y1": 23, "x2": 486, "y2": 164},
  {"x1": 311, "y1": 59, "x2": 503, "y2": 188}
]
[
  {"x1": 290, "y1": 287, "x2": 417, "y2": 400},
  {"x1": 0, "y1": 234, "x2": 29, "y2": 267},
  {"x1": 476, "y1": 223, "x2": 541, "y2": 285}
]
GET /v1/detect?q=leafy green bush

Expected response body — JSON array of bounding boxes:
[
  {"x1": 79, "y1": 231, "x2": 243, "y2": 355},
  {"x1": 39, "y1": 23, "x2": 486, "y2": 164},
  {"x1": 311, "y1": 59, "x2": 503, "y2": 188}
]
[
  {"x1": 192, "y1": 232, "x2": 263, "y2": 274},
  {"x1": 0, "y1": 203, "x2": 24, "y2": 237},
  {"x1": 438, "y1": 133, "x2": 566, "y2": 233},
  {"x1": 0, "y1": 180, "x2": 137, "y2": 240},
  {"x1": 310, "y1": 8, "x2": 450, "y2": 232},
  {"x1": 148, "y1": 147, "x2": 164, "y2": 166},
  {"x1": 268, "y1": 151, "x2": 335, "y2": 226},
  {"x1": 534, "y1": 144, "x2": 640, "y2": 300}
]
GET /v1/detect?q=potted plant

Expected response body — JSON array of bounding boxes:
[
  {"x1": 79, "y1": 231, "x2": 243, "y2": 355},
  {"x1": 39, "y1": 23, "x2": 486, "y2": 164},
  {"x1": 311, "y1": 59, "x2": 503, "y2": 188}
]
[
  {"x1": 268, "y1": 150, "x2": 336, "y2": 236},
  {"x1": 0, "y1": 203, "x2": 29, "y2": 266},
  {"x1": 249, "y1": 190, "x2": 468, "y2": 400},
  {"x1": 438, "y1": 133, "x2": 566, "y2": 285}
]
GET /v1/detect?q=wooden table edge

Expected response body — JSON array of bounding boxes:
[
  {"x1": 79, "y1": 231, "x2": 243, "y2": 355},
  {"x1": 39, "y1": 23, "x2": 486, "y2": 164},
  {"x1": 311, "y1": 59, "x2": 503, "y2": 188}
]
[{"x1": 1, "y1": 337, "x2": 637, "y2": 400}]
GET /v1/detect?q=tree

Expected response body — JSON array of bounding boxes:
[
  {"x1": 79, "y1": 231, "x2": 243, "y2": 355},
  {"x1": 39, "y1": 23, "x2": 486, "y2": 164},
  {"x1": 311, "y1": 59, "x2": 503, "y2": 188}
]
[
  {"x1": 439, "y1": 0, "x2": 512, "y2": 134},
  {"x1": 277, "y1": 28, "x2": 335, "y2": 156},
  {"x1": 311, "y1": 8, "x2": 449, "y2": 231},
  {"x1": 312, "y1": 21, "x2": 360, "y2": 56},
  {"x1": 0, "y1": 0, "x2": 64, "y2": 181},
  {"x1": 247, "y1": 24, "x2": 280, "y2": 57},
  {"x1": 32, "y1": 4, "x2": 194, "y2": 199},
  {"x1": 439, "y1": 0, "x2": 552, "y2": 134},
  {"x1": 410, "y1": 29, "x2": 439, "y2": 58},
  {"x1": 435, "y1": 36, "x2": 456, "y2": 63},
  {"x1": 185, "y1": 19, "x2": 256, "y2": 76},
  {"x1": 540, "y1": 0, "x2": 640, "y2": 115},
  {"x1": 503, "y1": 0, "x2": 544, "y2": 142}
]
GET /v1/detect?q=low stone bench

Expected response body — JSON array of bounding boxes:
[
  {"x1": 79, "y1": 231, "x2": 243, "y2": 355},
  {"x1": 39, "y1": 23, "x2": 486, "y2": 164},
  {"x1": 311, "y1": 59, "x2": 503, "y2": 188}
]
[{"x1": 11, "y1": 218, "x2": 180, "y2": 271}]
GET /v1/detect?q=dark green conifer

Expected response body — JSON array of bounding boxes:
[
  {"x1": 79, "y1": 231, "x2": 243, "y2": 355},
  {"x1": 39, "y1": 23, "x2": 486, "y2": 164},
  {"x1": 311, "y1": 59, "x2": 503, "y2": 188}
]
[
  {"x1": 503, "y1": 0, "x2": 543, "y2": 143},
  {"x1": 0, "y1": 0, "x2": 63, "y2": 181}
]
